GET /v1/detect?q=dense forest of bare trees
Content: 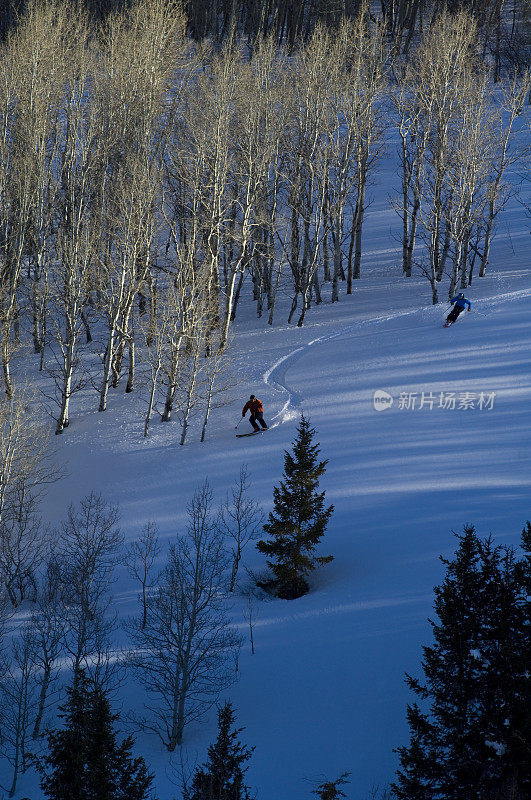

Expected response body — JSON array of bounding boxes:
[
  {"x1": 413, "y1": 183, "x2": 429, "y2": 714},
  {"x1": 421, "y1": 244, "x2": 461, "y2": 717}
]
[
  {"x1": 3, "y1": 0, "x2": 531, "y2": 72},
  {"x1": 0, "y1": 1, "x2": 528, "y2": 440},
  {"x1": 393, "y1": 12, "x2": 528, "y2": 300}
]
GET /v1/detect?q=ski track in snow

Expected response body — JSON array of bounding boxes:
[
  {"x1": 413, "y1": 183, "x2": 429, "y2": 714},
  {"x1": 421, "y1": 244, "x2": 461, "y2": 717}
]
[
  {"x1": 263, "y1": 287, "x2": 531, "y2": 425},
  {"x1": 264, "y1": 307, "x2": 427, "y2": 423}
]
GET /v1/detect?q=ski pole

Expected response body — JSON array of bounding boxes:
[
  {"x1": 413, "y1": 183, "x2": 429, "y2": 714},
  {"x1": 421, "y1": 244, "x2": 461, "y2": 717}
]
[{"x1": 235, "y1": 417, "x2": 244, "y2": 430}]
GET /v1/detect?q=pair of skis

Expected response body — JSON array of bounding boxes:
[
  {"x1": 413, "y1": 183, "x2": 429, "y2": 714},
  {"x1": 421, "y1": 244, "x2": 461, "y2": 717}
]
[{"x1": 236, "y1": 429, "x2": 268, "y2": 438}]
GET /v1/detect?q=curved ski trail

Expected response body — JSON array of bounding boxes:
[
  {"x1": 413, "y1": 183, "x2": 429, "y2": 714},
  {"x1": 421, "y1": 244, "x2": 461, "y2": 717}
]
[
  {"x1": 263, "y1": 307, "x2": 419, "y2": 426},
  {"x1": 262, "y1": 287, "x2": 530, "y2": 427}
]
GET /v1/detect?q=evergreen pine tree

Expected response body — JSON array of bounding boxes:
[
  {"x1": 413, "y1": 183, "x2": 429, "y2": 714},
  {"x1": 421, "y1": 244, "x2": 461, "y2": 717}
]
[
  {"x1": 85, "y1": 686, "x2": 154, "y2": 800},
  {"x1": 393, "y1": 524, "x2": 531, "y2": 800},
  {"x1": 311, "y1": 771, "x2": 350, "y2": 799},
  {"x1": 40, "y1": 671, "x2": 153, "y2": 800},
  {"x1": 186, "y1": 702, "x2": 254, "y2": 800},
  {"x1": 257, "y1": 414, "x2": 334, "y2": 598},
  {"x1": 39, "y1": 671, "x2": 91, "y2": 800}
]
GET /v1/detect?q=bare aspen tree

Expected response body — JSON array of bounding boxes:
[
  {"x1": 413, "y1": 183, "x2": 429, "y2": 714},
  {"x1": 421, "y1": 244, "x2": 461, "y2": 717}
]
[
  {"x1": 148, "y1": 257, "x2": 216, "y2": 444},
  {"x1": 0, "y1": 32, "x2": 32, "y2": 399},
  {"x1": 0, "y1": 39, "x2": 17, "y2": 382},
  {"x1": 241, "y1": 38, "x2": 285, "y2": 324},
  {"x1": 93, "y1": 0, "x2": 180, "y2": 408},
  {"x1": 167, "y1": 42, "x2": 238, "y2": 346},
  {"x1": 0, "y1": 625, "x2": 38, "y2": 798},
  {"x1": 444, "y1": 74, "x2": 496, "y2": 294},
  {"x1": 163, "y1": 128, "x2": 224, "y2": 429},
  {"x1": 11, "y1": 2, "x2": 67, "y2": 362},
  {"x1": 0, "y1": 389, "x2": 56, "y2": 605},
  {"x1": 247, "y1": 592, "x2": 256, "y2": 655},
  {"x1": 221, "y1": 38, "x2": 284, "y2": 340},
  {"x1": 282, "y1": 26, "x2": 332, "y2": 326},
  {"x1": 58, "y1": 493, "x2": 123, "y2": 686},
  {"x1": 392, "y1": 62, "x2": 430, "y2": 278},
  {"x1": 217, "y1": 465, "x2": 264, "y2": 592},
  {"x1": 414, "y1": 12, "x2": 480, "y2": 303},
  {"x1": 0, "y1": 594, "x2": 8, "y2": 681},
  {"x1": 199, "y1": 45, "x2": 239, "y2": 338},
  {"x1": 95, "y1": 156, "x2": 160, "y2": 413},
  {"x1": 228, "y1": 40, "x2": 289, "y2": 329},
  {"x1": 344, "y1": 9, "x2": 387, "y2": 290},
  {"x1": 138, "y1": 267, "x2": 228, "y2": 444},
  {"x1": 139, "y1": 290, "x2": 167, "y2": 438},
  {"x1": 177, "y1": 290, "x2": 212, "y2": 446},
  {"x1": 199, "y1": 329, "x2": 234, "y2": 443},
  {"x1": 241, "y1": 586, "x2": 260, "y2": 655},
  {"x1": 150, "y1": 268, "x2": 189, "y2": 425},
  {"x1": 124, "y1": 522, "x2": 160, "y2": 630},
  {"x1": 30, "y1": 555, "x2": 65, "y2": 739},
  {"x1": 0, "y1": 388, "x2": 51, "y2": 524},
  {"x1": 50, "y1": 13, "x2": 98, "y2": 434},
  {"x1": 320, "y1": 14, "x2": 386, "y2": 299},
  {"x1": 130, "y1": 482, "x2": 241, "y2": 750},
  {"x1": 477, "y1": 73, "x2": 531, "y2": 279},
  {"x1": 326, "y1": 26, "x2": 358, "y2": 303},
  {"x1": 0, "y1": 495, "x2": 44, "y2": 606},
  {"x1": 144, "y1": 277, "x2": 230, "y2": 448}
]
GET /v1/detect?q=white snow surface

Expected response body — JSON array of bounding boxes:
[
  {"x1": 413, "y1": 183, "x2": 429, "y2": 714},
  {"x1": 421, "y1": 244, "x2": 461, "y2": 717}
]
[{"x1": 6, "y1": 140, "x2": 531, "y2": 800}]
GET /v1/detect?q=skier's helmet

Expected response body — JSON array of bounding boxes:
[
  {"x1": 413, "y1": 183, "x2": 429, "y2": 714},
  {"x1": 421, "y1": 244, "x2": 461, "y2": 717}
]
[{"x1": 457, "y1": 292, "x2": 464, "y2": 299}]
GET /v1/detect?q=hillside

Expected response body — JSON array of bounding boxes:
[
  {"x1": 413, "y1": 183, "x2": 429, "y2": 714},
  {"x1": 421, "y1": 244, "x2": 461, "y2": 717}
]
[{"x1": 5, "y1": 162, "x2": 527, "y2": 800}]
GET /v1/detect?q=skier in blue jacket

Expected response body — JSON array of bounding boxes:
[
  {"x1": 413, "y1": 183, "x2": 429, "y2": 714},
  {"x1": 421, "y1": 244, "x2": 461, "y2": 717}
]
[{"x1": 445, "y1": 292, "x2": 471, "y2": 325}]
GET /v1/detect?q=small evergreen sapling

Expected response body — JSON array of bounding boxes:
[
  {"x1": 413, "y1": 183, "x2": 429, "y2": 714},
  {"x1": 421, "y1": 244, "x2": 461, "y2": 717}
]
[
  {"x1": 257, "y1": 414, "x2": 334, "y2": 598},
  {"x1": 186, "y1": 701, "x2": 254, "y2": 800},
  {"x1": 40, "y1": 670, "x2": 153, "y2": 800}
]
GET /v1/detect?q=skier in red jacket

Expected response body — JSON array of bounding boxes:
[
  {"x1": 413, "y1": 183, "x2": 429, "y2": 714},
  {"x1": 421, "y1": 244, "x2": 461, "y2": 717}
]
[{"x1": 241, "y1": 395, "x2": 268, "y2": 432}]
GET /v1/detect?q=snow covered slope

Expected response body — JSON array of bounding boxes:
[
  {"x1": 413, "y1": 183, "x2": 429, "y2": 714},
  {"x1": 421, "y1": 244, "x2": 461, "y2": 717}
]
[{"x1": 10, "y1": 147, "x2": 530, "y2": 800}]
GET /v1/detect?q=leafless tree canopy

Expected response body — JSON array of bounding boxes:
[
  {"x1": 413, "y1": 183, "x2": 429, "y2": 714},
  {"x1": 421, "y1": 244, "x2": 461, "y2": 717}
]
[
  {"x1": 0, "y1": 387, "x2": 57, "y2": 606},
  {"x1": 57, "y1": 492, "x2": 123, "y2": 686},
  {"x1": 217, "y1": 464, "x2": 264, "y2": 592},
  {"x1": 393, "y1": 11, "x2": 529, "y2": 302},
  {"x1": 129, "y1": 481, "x2": 241, "y2": 750},
  {"x1": 3, "y1": 1, "x2": 530, "y2": 75},
  {"x1": 0, "y1": 1, "x2": 527, "y2": 436}
]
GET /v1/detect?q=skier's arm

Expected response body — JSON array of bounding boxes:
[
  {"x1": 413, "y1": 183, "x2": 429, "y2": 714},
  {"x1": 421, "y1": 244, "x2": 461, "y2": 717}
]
[
  {"x1": 466, "y1": 299, "x2": 471, "y2": 310},
  {"x1": 242, "y1": 401, "x2": 250, "y2": 416}
]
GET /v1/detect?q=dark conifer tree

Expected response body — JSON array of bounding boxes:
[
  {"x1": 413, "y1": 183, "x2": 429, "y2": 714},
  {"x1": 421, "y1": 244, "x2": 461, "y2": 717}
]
[
  {"x1": 40, "y1": 670, "x2": 153, "y2": 800},
  {"x1": 40, "y1": 670, "x2": 92, "y2": 800},
  {"x1": 393, "y1": 524, "x2": 531, "y2": 800},
  {"x1": 186, "y1": 702, "x2": 254, "y2": 800},
  {"x1": 257, "y1": 414, "x2": 334, "y2": 598},
  {"x1": 311, "y1": 771, "x2": 350, "y2": 799},
  {"x1": 85, "y1": 686, "x2": 154, "y2": 800}
]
